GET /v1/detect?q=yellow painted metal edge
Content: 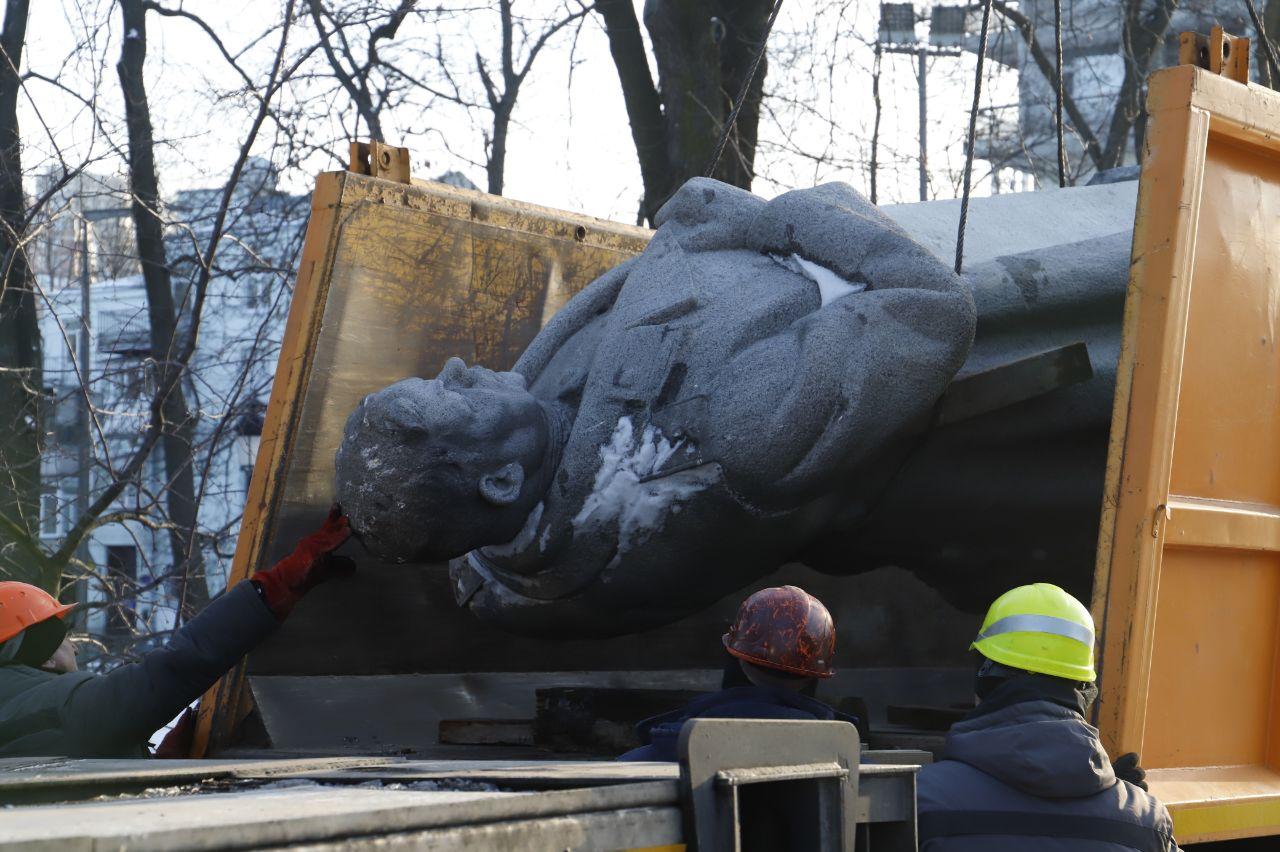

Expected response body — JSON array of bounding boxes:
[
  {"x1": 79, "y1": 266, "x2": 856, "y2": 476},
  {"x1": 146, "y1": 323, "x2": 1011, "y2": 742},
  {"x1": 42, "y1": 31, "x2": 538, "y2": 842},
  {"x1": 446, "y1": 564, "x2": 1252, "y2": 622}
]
[
  {"x1": 400, "y1": 174, "x2": 653, "y2": 249},
  {"x1": 1091, "y1": 63, "x2": 1280, "y2": 843},
  {"x1": 1090, "y1": 65, "x2": 1211, "y2": 758},
  {"x1": 1170, "y1": 796, "x2": 1280, "y2": 844},
  {"x1": 191, "y1": 171, "x2": 351, "y2": 756}
]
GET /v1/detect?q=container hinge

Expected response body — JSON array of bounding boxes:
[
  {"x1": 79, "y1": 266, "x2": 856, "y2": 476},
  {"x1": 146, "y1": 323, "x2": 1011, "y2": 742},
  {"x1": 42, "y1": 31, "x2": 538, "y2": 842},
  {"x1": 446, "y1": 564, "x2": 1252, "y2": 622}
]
[
  {"x1": 348, "y1": 140, "x2": 412, "y2": 184},
  {"x1": 1179, "y1": 27, "x2": 1250, "y2": 84},
  {"x1": 1153, "y1": 502, "x2": 1171, "y2": 538}
]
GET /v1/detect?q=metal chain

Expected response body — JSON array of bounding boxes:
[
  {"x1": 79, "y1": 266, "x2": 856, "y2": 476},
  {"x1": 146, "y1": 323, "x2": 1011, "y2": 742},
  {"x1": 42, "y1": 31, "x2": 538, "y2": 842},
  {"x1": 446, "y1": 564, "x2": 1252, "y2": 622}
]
[
  {"x1": 1243, "y1": 0, "x2": 1280, "y2": 85},
  {"x1": 704, "y1": 0, "x2": 786, "y2": 178},
  {"x1": 955, "y1": 0, "x2": 995, "y2": 274},
  {"x1": 1054, "y1": 0, "x2": 1066, "y2": 187}
]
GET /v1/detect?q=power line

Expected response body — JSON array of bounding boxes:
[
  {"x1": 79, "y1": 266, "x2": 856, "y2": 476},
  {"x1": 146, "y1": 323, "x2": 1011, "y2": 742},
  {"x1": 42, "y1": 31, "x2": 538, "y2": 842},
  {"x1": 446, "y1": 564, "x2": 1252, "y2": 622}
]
[
  {"x1": 704, "y1": 0, "x2": 786, "y2": 178},
  {"x1": 1054, "y1": 0, "x2": 1066, "y2": 187},
  {"x1": 955, "y1": 0, "x2": 995, "y2": 274}
]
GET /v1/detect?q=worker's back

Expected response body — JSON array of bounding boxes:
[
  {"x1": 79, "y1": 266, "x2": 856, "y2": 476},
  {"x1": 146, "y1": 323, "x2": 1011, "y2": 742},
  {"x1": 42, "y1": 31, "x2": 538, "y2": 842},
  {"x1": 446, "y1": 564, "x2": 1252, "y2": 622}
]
[{"x1": 917, "y1": 696, "x2": 1177, "y2": 851}]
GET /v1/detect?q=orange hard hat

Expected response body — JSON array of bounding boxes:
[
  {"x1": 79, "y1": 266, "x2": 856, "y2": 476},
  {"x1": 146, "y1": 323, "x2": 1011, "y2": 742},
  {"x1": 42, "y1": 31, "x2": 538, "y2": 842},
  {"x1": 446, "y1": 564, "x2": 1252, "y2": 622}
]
[
  {"x1": 723, "y1": 585, "x2": 836, "y2": 678},
  {"x1": 0, "y1": 582, "x2": 75, "y2": 645}
]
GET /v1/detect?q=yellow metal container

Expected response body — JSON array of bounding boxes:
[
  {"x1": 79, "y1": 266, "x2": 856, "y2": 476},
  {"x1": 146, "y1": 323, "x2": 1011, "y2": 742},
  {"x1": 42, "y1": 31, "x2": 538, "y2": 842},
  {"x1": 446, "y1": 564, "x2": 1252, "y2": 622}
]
[{"x1": 1093, "y1": 63, "x2": 1280, "y2": 843}]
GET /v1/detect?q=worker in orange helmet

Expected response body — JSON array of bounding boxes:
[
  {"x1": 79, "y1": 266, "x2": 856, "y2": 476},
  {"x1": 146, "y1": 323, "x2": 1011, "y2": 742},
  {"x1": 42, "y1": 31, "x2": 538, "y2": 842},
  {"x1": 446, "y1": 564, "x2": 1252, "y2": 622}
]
[
  {"x1": 618, "y1": 585, "x2": 858, "y2": 761},
  {"x1": 0, "y1": 506, "x2": 353, "y2": 758}
]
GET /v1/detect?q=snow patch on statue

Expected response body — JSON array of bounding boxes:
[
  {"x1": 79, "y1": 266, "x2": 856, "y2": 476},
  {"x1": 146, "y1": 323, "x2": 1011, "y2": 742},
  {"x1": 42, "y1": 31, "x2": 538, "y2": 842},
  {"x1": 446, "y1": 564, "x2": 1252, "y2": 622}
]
[
  {"x1": 770, "y1": 253, "x2": 865, "y2": 307},
  {"x1": 573, "y1": 416, "x2": 718, "y2": 554}
]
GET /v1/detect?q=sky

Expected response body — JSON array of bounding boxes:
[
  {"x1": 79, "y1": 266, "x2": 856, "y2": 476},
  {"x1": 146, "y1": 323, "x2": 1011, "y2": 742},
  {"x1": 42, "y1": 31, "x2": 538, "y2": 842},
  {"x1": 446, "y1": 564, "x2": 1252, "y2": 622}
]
[{"x1": 22, "y1": 1, "x2": 1021, "y2": 225}]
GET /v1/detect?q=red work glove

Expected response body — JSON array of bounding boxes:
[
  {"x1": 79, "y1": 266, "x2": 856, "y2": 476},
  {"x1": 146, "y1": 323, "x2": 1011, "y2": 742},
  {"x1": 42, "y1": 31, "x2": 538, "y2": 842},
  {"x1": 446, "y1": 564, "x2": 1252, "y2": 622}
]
[
  {"x1": 154, "y1": 708, "x2": 196, "y2": 759},
  {"x1": 251, "y1": 504, "x2": 355, "y2": 619}
]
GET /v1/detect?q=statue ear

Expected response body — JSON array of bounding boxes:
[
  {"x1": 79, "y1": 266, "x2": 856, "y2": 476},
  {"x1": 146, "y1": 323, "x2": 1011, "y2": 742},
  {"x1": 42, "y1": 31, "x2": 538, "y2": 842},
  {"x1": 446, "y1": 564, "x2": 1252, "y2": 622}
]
[{"x1": 479, "y1": 462, "x2": 525, "y2": 507}]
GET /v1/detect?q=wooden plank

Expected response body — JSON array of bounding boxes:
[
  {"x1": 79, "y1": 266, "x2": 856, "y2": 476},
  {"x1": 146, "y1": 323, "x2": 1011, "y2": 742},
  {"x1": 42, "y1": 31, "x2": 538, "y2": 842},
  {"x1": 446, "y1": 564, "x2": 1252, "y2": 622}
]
[
  {"x1": 438, "y1": 720, "x2": 535, "y2": 747},
  {"x1": 534, "y1": 688, "x2": 706, "y2": 755},
  {"x1": 935, "y1": 342, "x2": 1093, "y2": 426}
]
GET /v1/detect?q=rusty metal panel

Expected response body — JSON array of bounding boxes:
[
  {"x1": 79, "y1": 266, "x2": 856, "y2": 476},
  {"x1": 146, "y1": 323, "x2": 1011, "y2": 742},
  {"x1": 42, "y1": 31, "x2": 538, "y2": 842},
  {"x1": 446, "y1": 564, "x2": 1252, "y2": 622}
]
[
  {"x1": 1092, "y1": 64, "x2": 1280, "y2": 843},
  {"x1": 195, "y1": 173, "x2": 650, "y2": 754}
]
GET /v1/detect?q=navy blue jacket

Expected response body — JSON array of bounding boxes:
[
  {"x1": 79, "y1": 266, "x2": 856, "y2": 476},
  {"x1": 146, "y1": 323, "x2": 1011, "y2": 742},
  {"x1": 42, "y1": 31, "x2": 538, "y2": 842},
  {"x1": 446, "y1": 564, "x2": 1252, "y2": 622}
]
[
  {"x1": 617, "y1": 686, "x2": 857, "y2": 762},
  {"x1": 0, "y1": 581, "x2": 278, "y2": 758},
  {"x1": 918, "y1": 696, "x2": 1179, "y2": 851}
]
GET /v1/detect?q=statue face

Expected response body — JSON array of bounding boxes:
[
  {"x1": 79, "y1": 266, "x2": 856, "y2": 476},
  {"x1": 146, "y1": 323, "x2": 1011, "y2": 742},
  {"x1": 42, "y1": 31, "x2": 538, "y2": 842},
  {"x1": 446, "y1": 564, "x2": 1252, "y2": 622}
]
[{"x1": 335, "y1": 359, "x2": 546, "y2": 562}]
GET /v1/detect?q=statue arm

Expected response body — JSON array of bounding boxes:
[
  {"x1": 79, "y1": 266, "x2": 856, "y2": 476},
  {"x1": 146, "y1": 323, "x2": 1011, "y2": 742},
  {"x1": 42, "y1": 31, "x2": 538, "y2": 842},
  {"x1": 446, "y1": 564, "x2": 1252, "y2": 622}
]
[
  {"x1": 713, "y1": 283, "x2": 974, "y2": 506},
  {"x1": 514, "y1": 256, "x2": 636, "y2": 382}
]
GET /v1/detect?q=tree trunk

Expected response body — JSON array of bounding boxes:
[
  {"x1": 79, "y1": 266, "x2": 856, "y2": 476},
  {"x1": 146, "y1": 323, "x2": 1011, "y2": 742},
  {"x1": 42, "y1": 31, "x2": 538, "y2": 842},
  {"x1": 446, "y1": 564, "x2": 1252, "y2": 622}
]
[
  {"x1": 706, "y1": 0, "x2": 772, "y2": 189},
  {"x1": 1100, "y1": 0, "x2": 1177, "y2": 171},
  {"x1": 306, "y1": 0, "x2": 386, "y2": 142},
  {"x1": 116, "y1": 0, "x2": 209, "y2": 615},
  {"x1": 992, "y1": 0, "x2": 1104, "y2": 174},
  {"x1": 0, "y1": 0, "x2": 42, "y2": 587},
  {"x1": 488, "y1": 102, "x2": 510, "y2": 196},
  {"x1": 598, "y1": 0, "x2": 774, "y2": 225}
]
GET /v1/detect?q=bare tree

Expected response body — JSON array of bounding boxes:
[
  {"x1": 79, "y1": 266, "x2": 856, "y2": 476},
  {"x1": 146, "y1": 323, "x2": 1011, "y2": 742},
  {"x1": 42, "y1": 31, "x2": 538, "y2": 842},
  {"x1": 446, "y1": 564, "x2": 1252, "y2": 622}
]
[
  {"x1": 1103, "y1": 0, "x2": 1179, "y2": 168},
  {"x1": 474, "y1": 0, "x2": 594, "y2": 195},
  {"x1": 306, "y1": 0, "x2": 417, "y2": 143},
  {"x1": 991, "y1": 1, "x2": 1104, "y2": 173},
  {"x1": 117, "y1": 0, "x2": 210, "y2": 612},
  {"x1": 0, "y1": 0, "x2": 308, "y2": 641},
  {"x1": 0, "y1": 0, "x2": 41, "y2": 584},
  {"x1": 597, "y1": 0, "x2": 778, "y2": 224}
]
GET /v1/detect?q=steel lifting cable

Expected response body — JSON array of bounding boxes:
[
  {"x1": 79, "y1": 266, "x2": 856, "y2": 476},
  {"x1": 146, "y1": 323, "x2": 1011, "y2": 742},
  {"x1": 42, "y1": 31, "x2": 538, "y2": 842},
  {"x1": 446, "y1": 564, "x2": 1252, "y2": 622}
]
[
  {"x1": 704, "y1": 0, "x2": 786, "y2": 177},
  {"x1": 1054, "y1": 0, "x2": 1066, "y2": 187},
  {"x1": 1243, "y1": 0, "x2": 1280, "y2": 86},
  {"x1": 955, "y1": 0, "x2": 996, "y2": 274}
]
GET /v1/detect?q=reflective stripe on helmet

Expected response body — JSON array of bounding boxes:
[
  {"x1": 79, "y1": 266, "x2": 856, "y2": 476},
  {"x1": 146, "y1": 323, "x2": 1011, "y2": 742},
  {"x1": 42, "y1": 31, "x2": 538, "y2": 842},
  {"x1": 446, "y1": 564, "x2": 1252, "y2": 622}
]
[{"x1": 974, "y1": 613, "x2": 1094, "y2": 648}]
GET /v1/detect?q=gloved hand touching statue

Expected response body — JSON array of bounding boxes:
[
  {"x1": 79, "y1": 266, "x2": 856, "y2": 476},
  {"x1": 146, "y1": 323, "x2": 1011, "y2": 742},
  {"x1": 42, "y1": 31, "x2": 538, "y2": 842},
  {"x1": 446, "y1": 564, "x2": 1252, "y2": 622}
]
[{"x1": 251, "y1": 504, "x2": 355, "y2": 619}]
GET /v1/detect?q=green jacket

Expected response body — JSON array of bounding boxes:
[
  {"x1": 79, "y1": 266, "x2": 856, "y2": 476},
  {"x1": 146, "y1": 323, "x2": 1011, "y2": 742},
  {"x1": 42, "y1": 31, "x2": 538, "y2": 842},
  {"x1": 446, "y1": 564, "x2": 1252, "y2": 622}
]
[{"x1": 0, "y1": 581, "x2": 278, "y2": 758}]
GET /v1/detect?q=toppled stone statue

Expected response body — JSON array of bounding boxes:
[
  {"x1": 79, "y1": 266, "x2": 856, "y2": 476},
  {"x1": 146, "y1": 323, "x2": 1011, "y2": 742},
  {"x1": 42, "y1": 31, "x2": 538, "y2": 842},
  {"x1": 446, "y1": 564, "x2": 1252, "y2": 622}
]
[{"x1": 335, "y1": 178, "x2": 976, "y2": 637}]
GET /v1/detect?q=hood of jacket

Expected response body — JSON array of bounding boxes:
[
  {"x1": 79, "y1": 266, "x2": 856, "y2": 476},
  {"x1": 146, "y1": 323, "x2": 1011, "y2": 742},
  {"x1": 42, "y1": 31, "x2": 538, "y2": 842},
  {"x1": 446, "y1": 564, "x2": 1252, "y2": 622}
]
[{"x1": 943, "y1": 697, "x2": 1117, "y2": 799}]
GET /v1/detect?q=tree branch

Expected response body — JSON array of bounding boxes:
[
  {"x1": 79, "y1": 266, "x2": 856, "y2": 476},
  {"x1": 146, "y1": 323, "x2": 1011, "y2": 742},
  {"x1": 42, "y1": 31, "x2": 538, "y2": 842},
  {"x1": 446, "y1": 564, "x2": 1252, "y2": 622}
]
[
  {"x1": 595, "y1": 0, "x2": 668, "y2": 222},
  {"x1": 992, "y1": 0, "x2": 1104, "y2": 172}
]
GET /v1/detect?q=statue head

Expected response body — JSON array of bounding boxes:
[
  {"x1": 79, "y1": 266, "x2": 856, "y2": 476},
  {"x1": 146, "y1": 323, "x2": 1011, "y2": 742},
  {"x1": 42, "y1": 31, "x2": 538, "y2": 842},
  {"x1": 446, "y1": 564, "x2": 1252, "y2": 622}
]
[{"x1": 335, "y1": 358, "x2": 549, "y2": 562}]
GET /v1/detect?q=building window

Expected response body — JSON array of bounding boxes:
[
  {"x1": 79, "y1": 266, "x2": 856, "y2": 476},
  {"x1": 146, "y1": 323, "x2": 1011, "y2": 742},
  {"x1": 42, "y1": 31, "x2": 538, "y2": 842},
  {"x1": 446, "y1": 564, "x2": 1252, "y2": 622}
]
[
  {"x1": 40, "y1": 492, "x2": 59, "y2": 537},
  {"x1": 105, "y1": 545, "x2": 138, "y2": 636}
]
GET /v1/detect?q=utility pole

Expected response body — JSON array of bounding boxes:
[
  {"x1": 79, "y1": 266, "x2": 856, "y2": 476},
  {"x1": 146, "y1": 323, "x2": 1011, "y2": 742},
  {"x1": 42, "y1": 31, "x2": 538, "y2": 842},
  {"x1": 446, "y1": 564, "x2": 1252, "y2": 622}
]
[
  {"x1": 871, "y1": 42, "x2": 882, "y2": 204},
  {"x1": 877, "y1": 3, "x2": 965, "y2": 203},
  {"x1": 918, "y1": 47, "x2": 929, "y2": 202},
  {"x1": 71, "y1": 203, "x2": 131, "y2": 616},
  {"x1": 74, "y1": 214, "x2": 91, "y2": 615}
]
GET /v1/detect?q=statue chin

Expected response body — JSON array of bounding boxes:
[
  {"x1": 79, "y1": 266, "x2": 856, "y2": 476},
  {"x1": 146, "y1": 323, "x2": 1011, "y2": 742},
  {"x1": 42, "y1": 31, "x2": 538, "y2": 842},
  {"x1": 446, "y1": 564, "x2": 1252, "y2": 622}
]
[{"x1": 450, "y1": 552, "x2": 695, "y2": 639}]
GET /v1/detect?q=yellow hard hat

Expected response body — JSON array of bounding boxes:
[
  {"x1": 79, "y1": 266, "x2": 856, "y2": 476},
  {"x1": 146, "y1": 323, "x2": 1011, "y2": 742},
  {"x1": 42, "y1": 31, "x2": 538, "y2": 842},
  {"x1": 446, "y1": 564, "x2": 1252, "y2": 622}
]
[{"x1": 971, "y1": 583, "x2": 1096, "y2": 682}]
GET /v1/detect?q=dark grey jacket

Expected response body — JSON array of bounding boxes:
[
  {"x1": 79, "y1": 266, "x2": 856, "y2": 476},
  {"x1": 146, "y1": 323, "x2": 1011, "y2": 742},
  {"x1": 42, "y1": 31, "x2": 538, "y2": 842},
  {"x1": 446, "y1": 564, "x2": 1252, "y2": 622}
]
[
  {"x1": 918, "y1": 699, "x2": 1178, "y2": 851},
  {"x1": 0, "y1": 581, "x2": 277, "y2": 758}
]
